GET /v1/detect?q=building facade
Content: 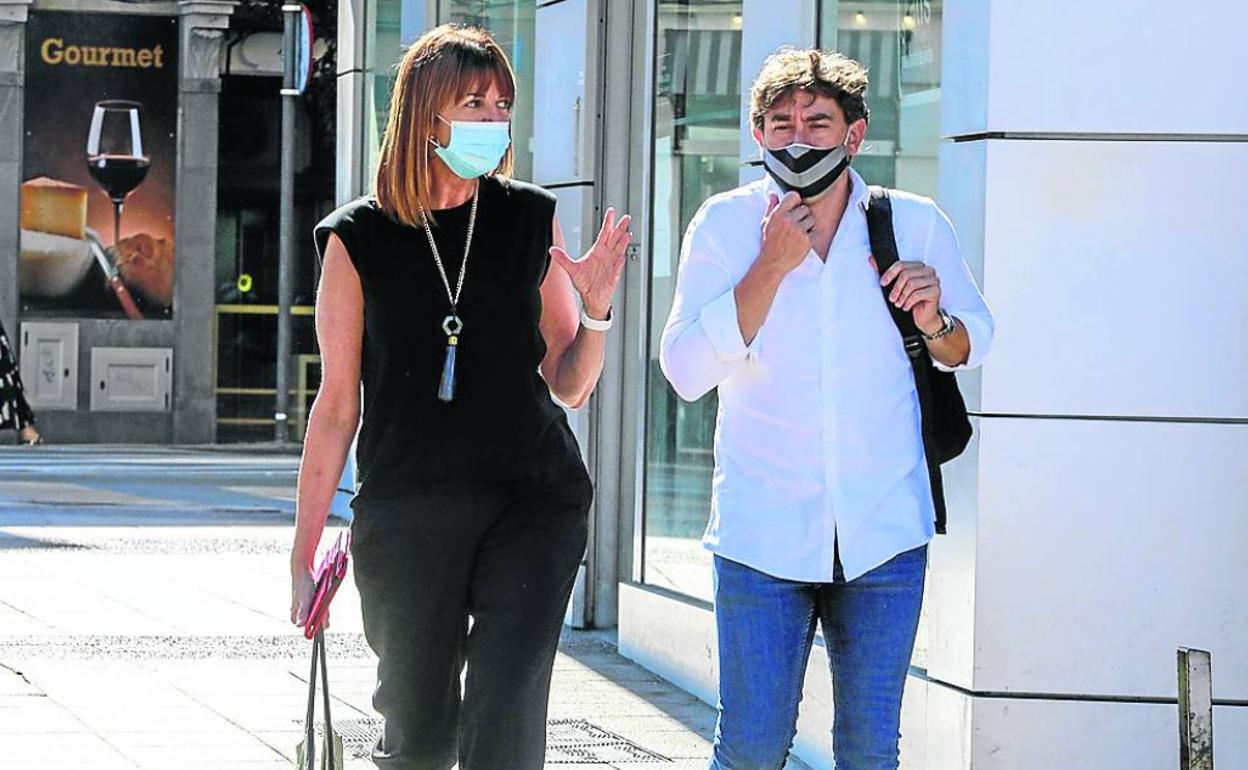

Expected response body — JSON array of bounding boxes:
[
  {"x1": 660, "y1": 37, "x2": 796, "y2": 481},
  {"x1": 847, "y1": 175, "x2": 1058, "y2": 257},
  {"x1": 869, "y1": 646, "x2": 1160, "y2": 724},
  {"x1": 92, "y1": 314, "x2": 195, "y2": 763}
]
[
  {"x1": 0, "y1": 0, "x2": 235, "y2": 443},
  {"x1": 333, "y1": 1, "x2": 1248, "y2": 767},
  {"x1": 0, "y1": 0, "x2": 337, "y2": 445}
]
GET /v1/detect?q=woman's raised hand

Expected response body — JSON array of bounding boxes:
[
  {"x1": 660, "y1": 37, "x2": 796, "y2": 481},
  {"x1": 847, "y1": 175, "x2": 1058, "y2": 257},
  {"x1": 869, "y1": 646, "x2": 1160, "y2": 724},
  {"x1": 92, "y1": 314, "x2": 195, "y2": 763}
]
[{"x1": 548, "y1": 207, "x2": 632, "y2": 319}]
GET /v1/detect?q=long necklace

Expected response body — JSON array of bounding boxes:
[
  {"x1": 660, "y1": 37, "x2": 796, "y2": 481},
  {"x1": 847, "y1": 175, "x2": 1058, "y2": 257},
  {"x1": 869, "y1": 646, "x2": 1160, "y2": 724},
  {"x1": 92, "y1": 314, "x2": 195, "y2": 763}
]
[{"x1": 419, "y1": 183, "x2": 479, "y2": 402}]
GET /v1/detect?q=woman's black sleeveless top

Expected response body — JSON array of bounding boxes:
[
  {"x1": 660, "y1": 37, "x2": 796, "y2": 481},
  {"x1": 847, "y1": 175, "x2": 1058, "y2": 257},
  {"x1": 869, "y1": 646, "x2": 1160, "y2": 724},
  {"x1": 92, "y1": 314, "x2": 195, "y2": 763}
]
[{"x1": 314, "y1": 176, "x2": 587, "y2": 504}]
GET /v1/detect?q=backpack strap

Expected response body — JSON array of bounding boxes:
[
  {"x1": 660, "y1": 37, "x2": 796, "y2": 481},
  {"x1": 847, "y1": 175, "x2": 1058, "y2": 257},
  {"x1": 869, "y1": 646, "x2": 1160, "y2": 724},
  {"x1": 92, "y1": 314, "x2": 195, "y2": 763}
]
[
  {"x1": 864, "y1": 185, "x2": 950, "y2": 533},
  {"x1": 865, "y1": 186, "x2": 925, "y2": 361}
]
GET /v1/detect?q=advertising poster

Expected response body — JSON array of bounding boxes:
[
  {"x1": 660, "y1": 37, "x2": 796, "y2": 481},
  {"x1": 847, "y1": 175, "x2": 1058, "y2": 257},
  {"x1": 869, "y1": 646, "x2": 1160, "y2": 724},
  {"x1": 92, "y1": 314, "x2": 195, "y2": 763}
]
[{"x1": 20, "y1": 11, "x2": 178, "y2": 320}]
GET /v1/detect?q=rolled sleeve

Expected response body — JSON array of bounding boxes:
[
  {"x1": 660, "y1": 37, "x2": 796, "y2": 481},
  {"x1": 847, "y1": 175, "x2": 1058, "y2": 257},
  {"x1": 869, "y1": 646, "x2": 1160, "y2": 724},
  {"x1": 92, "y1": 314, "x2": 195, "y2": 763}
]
[
  {"x1": 698, "y1": 286, "x2": 758, "y2": 364},
  {"x1": 934, "y1": 308, "x2": 993, "y2": 372},
  {"x1": 924, "y1": 204, "x2": 994, "y2": 372},
  {"x1": 659, "y1": 202, "x2": 759, "y2": 401}
]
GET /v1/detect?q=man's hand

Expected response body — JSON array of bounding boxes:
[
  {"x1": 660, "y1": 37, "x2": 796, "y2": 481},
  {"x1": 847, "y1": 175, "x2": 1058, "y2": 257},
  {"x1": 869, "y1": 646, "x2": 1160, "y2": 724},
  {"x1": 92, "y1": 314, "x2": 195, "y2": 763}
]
[
  {"x1": 876, "y1": 258, "x2": 942, "y2": 334},
  {"x1": 758, "y1": 192, "x2": 813, "y2": 276}
]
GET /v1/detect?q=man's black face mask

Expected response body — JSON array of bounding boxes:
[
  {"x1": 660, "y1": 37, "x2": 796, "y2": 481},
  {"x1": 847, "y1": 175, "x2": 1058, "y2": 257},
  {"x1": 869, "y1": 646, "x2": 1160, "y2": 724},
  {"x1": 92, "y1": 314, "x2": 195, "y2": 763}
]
[{"x1": 761, "y1": 130, "x2": 853, "y2": 200}]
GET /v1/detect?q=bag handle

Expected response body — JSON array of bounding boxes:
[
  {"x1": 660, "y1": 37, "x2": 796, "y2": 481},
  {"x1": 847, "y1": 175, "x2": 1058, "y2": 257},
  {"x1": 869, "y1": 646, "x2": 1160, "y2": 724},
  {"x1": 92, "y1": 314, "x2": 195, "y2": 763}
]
[
  {"x1": 302, "y1": 631, "x2": 339, "y2": 770},
  {"x1": 320, "y1": 632, "x2": 337, "y2": 767},
  {"x1": 303, "y1": 633, "x2": 319, "y2": 770}
]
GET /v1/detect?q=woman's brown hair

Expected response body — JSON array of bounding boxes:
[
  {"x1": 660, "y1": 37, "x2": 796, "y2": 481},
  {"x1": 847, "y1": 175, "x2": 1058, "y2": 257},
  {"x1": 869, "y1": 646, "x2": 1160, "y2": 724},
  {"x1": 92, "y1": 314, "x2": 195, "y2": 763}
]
[{"x1": 375, "y1": 25, "x2": 516, "y2": 227}]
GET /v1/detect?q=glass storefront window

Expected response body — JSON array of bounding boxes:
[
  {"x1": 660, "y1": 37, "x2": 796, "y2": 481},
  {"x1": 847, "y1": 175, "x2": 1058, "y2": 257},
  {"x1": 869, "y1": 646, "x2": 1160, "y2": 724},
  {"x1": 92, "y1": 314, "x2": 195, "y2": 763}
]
[
  {"x1": 819, "y1": 0, "x2": 942, "y2": 198},
  {"x1": 641, "y1": 0, "x2": 744, "y2": 603},
  {"x1": 440, "y1": 0, "x2": 536, "y2": 182}
]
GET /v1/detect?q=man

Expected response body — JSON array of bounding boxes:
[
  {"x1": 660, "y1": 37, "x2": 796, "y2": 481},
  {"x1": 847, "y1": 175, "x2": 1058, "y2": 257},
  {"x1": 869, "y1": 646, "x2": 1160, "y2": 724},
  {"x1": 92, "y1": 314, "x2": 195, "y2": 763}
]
[{"x1": 660, "y1": 48, "x2": 993, "y2": 770}]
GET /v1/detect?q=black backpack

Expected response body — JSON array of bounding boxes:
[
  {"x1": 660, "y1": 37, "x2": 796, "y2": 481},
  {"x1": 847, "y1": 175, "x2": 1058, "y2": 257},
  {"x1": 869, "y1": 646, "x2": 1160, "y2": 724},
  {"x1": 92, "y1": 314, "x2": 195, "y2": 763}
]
[{"x1": 864, "y1": 187, "x2": 972, "y2": 534}]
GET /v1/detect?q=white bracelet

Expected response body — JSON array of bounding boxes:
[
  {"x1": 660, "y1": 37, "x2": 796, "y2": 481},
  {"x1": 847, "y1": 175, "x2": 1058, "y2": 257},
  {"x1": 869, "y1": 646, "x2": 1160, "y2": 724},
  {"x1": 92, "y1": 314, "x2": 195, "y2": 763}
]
[{"x1": 579, "y1": 305, "x2": 613, "y2": 332}]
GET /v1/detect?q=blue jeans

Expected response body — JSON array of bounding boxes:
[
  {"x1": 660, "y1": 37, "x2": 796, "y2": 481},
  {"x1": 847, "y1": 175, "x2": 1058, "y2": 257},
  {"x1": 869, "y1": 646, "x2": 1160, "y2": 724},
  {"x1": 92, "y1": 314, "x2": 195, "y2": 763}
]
[{"x1": 709, "y1": 545, "x2": 928, "y2": 770}]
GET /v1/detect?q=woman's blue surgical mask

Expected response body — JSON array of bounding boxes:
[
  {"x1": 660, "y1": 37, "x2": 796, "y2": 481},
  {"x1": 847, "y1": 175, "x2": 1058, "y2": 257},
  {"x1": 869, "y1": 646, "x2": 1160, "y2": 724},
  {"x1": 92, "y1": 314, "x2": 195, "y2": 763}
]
[{"x1": 430, "y1": 116, "x2": 511, "y2": 179}]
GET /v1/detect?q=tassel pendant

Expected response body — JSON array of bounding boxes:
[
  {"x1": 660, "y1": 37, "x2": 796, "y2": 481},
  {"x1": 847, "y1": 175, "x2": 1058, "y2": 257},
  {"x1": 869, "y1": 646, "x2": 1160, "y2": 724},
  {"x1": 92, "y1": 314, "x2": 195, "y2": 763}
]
[
  {"x1": 438, "y1": 315, "x2": 463, "y2": 402},
  {"x1": 438, "y1": 338, "x2": 458, "y2": 402}
]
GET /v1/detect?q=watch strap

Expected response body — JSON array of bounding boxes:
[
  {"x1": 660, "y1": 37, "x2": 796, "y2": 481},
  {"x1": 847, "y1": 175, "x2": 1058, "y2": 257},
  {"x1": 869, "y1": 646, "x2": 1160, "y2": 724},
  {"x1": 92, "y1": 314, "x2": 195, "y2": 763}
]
[{"x1": 580, "y1": 305, "x2": 613, "y2": 332}]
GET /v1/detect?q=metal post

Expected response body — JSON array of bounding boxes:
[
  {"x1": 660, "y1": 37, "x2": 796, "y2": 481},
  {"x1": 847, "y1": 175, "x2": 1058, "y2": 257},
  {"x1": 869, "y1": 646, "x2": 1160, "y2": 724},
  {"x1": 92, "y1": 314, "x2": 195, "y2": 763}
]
[
  {"x1": 1178, "y1": 648, "x2": 1214, "y2": 770},
  {"x1": 276, "y1": 4, "x2": 301, "y2": 443}
]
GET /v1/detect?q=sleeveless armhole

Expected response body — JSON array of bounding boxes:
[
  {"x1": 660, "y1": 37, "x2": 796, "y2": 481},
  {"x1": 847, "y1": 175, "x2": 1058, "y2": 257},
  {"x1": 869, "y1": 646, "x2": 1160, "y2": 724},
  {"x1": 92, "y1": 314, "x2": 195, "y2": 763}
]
[
  {"x1": 313, "y1": 199, "x2": 372, "y2": 279},
  {"x1": 533, "y1": 187, "x2": 558, "y2": 285}
]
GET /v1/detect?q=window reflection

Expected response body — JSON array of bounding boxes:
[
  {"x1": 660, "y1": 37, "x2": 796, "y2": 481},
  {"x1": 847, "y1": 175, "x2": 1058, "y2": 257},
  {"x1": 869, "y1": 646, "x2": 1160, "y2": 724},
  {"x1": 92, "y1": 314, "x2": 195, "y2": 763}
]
[
  {"x1": 364, "y1": 0, "x2": 402, "y2": 188},
  {"x1": 643, "y1": 0, "x2": 744, "y2": 603},
  {"x1": 820, "y1": 0, "x2": 942, "y2": 197}
]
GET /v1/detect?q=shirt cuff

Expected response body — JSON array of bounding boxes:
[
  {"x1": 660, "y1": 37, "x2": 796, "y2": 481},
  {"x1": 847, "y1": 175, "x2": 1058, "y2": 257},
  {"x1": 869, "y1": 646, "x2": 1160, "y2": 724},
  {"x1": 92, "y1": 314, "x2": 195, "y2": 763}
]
[
  {"x1": 932, "y1": 311, "x2": 991, "y2": 372},
  {"x1": 699, "y1": 287, "x2": 758, "y2": 363}
]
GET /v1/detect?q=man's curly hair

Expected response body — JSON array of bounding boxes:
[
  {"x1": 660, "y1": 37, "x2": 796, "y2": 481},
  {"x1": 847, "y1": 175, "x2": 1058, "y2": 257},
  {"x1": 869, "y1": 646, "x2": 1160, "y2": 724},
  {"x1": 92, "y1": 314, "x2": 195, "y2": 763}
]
[{"x1": 750, "y1": 47, "x2": 870, "y2": 129}]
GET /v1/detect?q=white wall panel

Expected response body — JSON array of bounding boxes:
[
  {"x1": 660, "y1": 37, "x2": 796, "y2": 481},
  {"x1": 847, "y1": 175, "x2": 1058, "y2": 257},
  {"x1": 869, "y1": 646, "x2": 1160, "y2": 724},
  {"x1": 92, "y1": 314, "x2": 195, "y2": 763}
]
[
  {"x1": 925, "y1": 417, "x2": 982, "y2": 691},
  {"x1": 943, "y1": 0, "x2": 1248, "y2": 136},
  {"x1": 1214, "y1": 706, "x2": 1248, "y2": 770},
  {"x1": 972, "y1": 417, "x2": 1248, "y2": 698},
  {"x1": 978, "y1": 139, "x2": 1248, "y2": 419},
  {"x1": 936, "y1": 140, "x2": 988, "y2": 413},
  {"x1": 961, "y1": 698, "x2": 1248, "y2": 770},
  {"x1": 533, "y1": 0, "x2": 591, "y2": 186},
  {"x1": 940, "y1": 0, "x2": 992, "y2": 139},
  {"x1": 618, "y1": 583, "x2": 719, "y2": 707},
  {"x1": 925, "y1": 684, "x2": 973, "y2": 770},
  {"x1": 970, "y1": 697, "x2": 1177, "y2": 770}
]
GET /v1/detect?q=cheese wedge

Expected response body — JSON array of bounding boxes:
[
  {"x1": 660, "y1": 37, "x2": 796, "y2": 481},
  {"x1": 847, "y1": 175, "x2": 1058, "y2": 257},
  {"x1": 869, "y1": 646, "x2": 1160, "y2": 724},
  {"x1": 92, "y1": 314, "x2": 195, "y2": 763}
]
[
  {"x1": 21, "y1": 176, "x2": 88, "y2": 239},
  {"x1": 19, "y1": 228, "x2": 93, "y2": 297}
]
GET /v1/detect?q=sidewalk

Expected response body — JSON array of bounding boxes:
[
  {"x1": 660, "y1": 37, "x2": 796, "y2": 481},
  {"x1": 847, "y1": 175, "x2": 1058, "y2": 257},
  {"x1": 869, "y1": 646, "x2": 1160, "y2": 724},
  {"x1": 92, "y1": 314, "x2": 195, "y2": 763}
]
[{"x1": 0, "y1": 446, "x2": 801, "y2": 770}]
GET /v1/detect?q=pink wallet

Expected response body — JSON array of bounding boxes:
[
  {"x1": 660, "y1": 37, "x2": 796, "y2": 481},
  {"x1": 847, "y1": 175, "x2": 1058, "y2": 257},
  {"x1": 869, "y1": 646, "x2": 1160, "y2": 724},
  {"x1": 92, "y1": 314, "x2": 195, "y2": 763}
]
[{"x1": 304, "y1": 529, "x2": 352, "y2": 640}]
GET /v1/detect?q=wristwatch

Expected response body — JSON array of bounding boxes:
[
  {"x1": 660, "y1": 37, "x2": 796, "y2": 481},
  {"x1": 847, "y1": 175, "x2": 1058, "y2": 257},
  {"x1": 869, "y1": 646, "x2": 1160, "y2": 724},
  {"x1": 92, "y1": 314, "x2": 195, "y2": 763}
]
[
  {"x1": 921, "y1": 309, "x2": 957, "y2": 341},
  {"x1": 580, "y1": 305, "x2": 614, "y2": 332}
]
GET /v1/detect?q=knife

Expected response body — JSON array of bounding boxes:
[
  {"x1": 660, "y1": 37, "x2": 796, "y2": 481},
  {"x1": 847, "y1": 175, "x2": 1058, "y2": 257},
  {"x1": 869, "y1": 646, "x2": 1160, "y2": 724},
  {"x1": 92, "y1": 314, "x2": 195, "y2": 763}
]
[{"x1": 85, "y1": 229, "x2": 144, "y2": 320}]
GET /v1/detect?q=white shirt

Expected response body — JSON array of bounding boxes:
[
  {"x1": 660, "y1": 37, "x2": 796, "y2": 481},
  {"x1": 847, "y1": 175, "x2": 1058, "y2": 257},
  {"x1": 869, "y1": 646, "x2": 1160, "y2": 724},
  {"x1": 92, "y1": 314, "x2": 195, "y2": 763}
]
[{"x1": 659, "y1": 169, "x2": 994, "y2": 582}]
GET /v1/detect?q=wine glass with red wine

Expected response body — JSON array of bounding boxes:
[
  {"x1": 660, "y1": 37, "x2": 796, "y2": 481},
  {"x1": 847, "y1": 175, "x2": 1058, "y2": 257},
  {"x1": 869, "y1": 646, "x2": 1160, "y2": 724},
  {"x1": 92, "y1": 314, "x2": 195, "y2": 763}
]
[{"x1": 86, "y1": 100, "x2": 150, "y2": 249}]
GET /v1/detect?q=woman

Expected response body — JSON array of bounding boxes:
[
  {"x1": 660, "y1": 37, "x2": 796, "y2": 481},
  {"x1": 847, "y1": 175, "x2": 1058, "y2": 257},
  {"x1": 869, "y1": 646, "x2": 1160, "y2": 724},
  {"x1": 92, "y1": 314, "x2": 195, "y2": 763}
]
[
  {"x1": 289, "y1": 25, "x2": 630, "y2": 770},
  {"x1": 0, "y1": 317, "x2": 42, "y2": 445}
]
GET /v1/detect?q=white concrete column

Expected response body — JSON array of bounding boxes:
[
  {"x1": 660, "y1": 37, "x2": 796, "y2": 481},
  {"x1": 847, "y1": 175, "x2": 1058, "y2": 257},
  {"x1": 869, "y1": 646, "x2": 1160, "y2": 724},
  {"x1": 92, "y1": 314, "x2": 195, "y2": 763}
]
[{"x1": 930, "y1": 2, "x2": 1248, "y2": 768}]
